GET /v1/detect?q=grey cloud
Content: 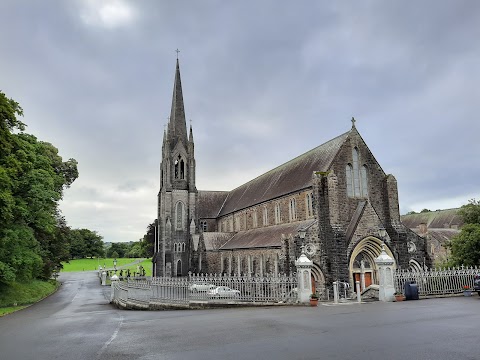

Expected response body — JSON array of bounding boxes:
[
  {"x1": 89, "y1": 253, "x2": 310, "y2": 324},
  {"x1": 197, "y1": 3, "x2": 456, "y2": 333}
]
[{"x1": 1, "y1": 0, "x2": 479, "y2": 241}]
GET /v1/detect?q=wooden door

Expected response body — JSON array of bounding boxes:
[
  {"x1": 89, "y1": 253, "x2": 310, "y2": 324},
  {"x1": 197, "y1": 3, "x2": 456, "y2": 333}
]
[{"x1": 364, "y1": 272, "x2": 372, "y2": 288}]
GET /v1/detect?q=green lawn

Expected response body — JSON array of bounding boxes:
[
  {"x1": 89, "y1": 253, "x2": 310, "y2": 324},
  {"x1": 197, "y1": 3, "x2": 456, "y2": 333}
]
[
  {"x1": 0, "y1": 280, "x2": 59, "y2": 317},
  {"x1": 61, "y1": 258, "x2": 146, "y2": 272}
]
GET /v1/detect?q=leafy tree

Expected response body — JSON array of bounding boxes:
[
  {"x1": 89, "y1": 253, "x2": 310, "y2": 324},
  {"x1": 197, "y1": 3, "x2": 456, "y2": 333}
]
[
  {"x1": 127, "y1": 241, "x2": 144, "y2": 258},
  {"x1": 448, "y1": 198, "x2": 480, "y2": 266},
  {"x1": 458, "y1": 199, "x2": 480, "y2": 225},
  {"x1": 420, "y1": 208, "x2": 431, "y2": 213},
  {"x1": 449, "y1": 224, "x2": 480, "y2": 266},
  {"x1": 106, "y1": 242, "x2": 128, "y2": 258},
  {"x1": 0, "y1": 91, "x2": 79, "y2": 282},
  {"x1": 80, "y1": 229, "x2": 104, "y2": 258},
  {"x1": 141, "y1": 220, "x2": 157, "y2": 258}
]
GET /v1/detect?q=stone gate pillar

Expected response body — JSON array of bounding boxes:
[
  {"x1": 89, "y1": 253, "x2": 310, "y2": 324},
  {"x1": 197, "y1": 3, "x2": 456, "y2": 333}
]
[
  {"x1": 375, "y1": 243, "x2": 395, "y2": 302},
  {"x1": 295, "y1": 252, "x2": 313, "y2": 303}
]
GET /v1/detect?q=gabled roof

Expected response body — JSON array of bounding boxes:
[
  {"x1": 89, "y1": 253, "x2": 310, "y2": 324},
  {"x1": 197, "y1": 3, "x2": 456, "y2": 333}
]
[
  {"x1": 197, "y1": 191, "x2": 229, "y2": 219},
  {"x1": 217, "y1": 131, "x2": 350, "y2": 217},
  {"x1": 220, "y1": 220, "x2": 316, "y2": 250}
]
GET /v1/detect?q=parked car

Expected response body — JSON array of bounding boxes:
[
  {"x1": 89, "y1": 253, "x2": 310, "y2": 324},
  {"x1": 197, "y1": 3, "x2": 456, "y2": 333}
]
[
  {"x1": 474, "y1": 274, "x2": 480, "y2": 295},
  {"x1": 208, "y1": 286, "x2": 241, "y2": 298},
  {"x1": 189, "y1": 283, "x2": 216, "y2": 292}
]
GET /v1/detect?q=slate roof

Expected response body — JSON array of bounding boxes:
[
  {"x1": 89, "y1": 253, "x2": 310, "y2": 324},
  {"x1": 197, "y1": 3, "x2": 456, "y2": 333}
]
[
  {"x1": 217, "y1": 131, "x2": 350, "y2": 217},
  {"x1": 401, "y1": 209, "x2": 463, "y2": 230},
  {"x1": 197, "y1": 191, "x2": 229, "y2": 218},
  {"x1": 203, "y1": 232, "x2": 234, "y2": 251},
  {"x1": 220, "y1": 220, "x2": 316, "y2": 250}
]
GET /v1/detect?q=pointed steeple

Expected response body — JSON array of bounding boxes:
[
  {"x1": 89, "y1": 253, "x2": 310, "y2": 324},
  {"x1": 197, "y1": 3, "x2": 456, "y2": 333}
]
[
  {"x1": 189, "y1": 123, "x2": 194, "y2": 143},
  {"x1": 168, "y1": 59, "x2": 188, "y2": 148}
]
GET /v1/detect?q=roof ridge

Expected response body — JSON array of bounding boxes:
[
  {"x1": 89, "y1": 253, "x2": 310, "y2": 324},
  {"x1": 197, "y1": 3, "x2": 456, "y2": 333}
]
[{"x1": 227, "y1": 130, "x2": 350, "y2": 193}]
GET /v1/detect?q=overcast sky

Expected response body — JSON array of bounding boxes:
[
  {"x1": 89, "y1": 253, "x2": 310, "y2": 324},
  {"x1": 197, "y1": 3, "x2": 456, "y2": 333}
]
[{"x1": 1, "y1": 1, "x2": 479, "y2": 243}]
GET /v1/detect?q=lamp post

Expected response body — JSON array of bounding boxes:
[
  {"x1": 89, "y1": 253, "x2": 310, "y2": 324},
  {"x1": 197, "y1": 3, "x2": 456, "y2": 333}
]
[{"x1": 378, "y1": 226, "x2": 387, "y2": 239}]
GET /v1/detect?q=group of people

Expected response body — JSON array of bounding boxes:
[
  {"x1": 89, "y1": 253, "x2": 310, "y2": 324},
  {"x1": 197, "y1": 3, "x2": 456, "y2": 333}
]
[{"x1": 99, "y1": 264, "x2": 146, "y2": 279}]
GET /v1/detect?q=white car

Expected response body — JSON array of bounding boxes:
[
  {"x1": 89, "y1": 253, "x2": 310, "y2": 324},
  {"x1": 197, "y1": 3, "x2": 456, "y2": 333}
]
[
  {"x1": 208, "y1": 286, "x2": 241, "y2": 298},
  {"x1": 189, "y1": 283, "x2": 216, "y2": 292}
]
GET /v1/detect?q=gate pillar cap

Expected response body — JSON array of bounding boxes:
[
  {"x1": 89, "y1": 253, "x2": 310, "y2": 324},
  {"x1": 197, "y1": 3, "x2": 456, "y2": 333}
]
[
  {"x1": 375, "y1": 243, "x2": 394, "y2": 265},
  {"x1": 295, "y1": 253, "x2": 313, "y2": 267}
]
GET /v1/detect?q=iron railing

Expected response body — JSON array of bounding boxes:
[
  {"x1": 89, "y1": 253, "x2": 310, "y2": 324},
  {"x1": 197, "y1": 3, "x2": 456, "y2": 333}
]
[
  {"x1": 394, "y1": 266, "x2": 479, "y2": 297},
  {"x1": 111, "y1": 273, "x2": 299, "y2": 308}
]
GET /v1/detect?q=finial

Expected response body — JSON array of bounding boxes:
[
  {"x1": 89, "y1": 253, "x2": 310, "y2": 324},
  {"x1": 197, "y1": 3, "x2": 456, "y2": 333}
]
[
  {"x1": 351, "y1": 117, "x2": 356, "y2": 128},
  {"x1": 300, "y1": 244, "x2": 306, "y2": 255},
  {"x1": 175, "y1": 48, "x2": 180, "y2": 59},
  {"x1": 189, "y1": 119, "x2": 192, "y2": 127}
]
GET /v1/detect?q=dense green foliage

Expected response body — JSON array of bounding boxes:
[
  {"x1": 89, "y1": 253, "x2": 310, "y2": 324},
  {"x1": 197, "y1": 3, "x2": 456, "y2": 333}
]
[
  {"x1": 449, "y1": 199, "x2": 480, "y2": 266},
  {"x1": 68, "y1": 228, "x2": 105, "y2": 259},
  {"x1": 0, "y1": 91, "x2": 82, "y2": 283},
  {"x1": 0, "y1": 279, "x2": 59, "y2": 308},
  {"x1": 103, "y1": 220, "x2": 156, "y2": 259}
]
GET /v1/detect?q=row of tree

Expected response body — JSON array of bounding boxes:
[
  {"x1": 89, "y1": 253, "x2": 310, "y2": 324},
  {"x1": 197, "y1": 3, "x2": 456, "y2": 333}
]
[
  {"x1": 448, "y1": 199, "x2": 480, "y2": 266},
  {"x1": 1, "y1": 91, "x2": 96, "y2": 284},
  {"x1": 105, "y1": 220, "x2": 156, "y2": 259}
]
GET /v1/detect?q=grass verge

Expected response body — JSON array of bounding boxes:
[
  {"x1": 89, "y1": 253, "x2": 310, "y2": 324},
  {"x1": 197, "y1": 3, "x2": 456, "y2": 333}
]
[
  {"x1": 0, "y1": 279, "x2": 59, "y2": 317},
  {"x1": 61, "y1": 258, "x2": 145, "y2": 272}
]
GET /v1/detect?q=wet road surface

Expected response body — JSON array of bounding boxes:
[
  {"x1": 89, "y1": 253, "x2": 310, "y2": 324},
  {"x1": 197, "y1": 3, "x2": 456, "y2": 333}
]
[{"x1": 0, "y1": 271, "x2": 479, "y2": 360}]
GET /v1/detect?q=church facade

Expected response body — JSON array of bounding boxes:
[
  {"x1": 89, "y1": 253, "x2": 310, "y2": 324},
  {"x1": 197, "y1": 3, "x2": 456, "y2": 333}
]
[{"x1": 153, "y1": 60, "x2": 430, "y2": 291}]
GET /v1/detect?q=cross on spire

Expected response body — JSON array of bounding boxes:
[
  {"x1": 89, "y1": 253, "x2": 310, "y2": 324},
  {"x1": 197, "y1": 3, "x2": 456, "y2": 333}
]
[
  {"x1": 175, "y1": 48, "x2": 180, "y2": 59},
  {"x1": 351, "y1": 117, "x2": 356, "y2": 128}
]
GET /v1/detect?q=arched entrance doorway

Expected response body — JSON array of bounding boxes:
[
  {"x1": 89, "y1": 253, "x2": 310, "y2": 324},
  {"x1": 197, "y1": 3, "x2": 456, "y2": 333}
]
[
  {"x1": 176, "y1": 259, "x2": 182, "y2": 276},
  {"x1": 311, "y1": 263, "x2": 326, "y2": 294},
  {"x1": 349, "y1": 237, "x2": 395, "y2": 292}
]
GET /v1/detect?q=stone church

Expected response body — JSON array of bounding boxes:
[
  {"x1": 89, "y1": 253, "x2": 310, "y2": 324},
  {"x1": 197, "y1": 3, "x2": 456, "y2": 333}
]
[{"x1": 153, "y1": 59, "x2": 430, "y2": 291}]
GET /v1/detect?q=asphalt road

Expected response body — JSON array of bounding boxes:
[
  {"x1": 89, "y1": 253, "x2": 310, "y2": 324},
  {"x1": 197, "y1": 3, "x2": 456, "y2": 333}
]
[{"x1": 0, "y1": 272, "x2": 478, "y2": 360}]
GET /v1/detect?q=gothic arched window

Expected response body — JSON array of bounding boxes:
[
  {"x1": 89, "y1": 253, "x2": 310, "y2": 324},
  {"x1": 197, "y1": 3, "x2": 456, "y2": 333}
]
[
  {"x1": 347, "y1": 148, "x2": 368, "y2": 198},
  {"x1": 361, "y1": 165, "x2": 368, "y2": 196},
  {"x1": 176, "y1": 202, "x2": 184, "y2": 230},
  {"x1": 252, "y1": 209, "x2": 258, "y2": 228},
  {"x1": 174, "y1": 155, "x2": 186, "y2": 179},
  {"x1": 352, "y1": 148, "x2": 361, "y2": 196},
  {"x1": 346, "y1": 164, "x2": 353, "y2": 197},
  {"x1": 274, "y1": 203, "x2": 281, "y2": 224},
  {"x1": 263, "y1": 206, "x2": 268, "y2": 226},
  {"x1": 289, "y1": 198, "x2": 297, "y2": 221}
]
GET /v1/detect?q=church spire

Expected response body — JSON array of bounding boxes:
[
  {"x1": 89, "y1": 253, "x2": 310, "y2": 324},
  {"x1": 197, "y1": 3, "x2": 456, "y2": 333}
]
[
  {"x1": 189, "y1": 121, "x2": 194, "y2": 142},
  {"x1": 168, "y1": 58, "x2": 188, "y2": 147}
]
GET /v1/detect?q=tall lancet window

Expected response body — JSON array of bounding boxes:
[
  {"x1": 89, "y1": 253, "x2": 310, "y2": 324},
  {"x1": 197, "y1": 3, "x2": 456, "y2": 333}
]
[
  {"x1": 176, "y1": 202, "x2": 184, "y2": 230},
  {"x1": 347, "y1": 148, "x2": 368, "y2": 198},
  {"x1": 346, "y1": 164, "x2": 354, "y2": 197},
  {"x1": 361, "y1": 165, "x2": 369, "y2": 196},
  {"x1": 289, "y1": 198, "x2": 297, "y2": 221},
  {"x1": 352, "y1": 148, "x2": 361, "y2": 196},
  {"x1": 263, "y1": 206, "x2": 268, "y2": 226}
]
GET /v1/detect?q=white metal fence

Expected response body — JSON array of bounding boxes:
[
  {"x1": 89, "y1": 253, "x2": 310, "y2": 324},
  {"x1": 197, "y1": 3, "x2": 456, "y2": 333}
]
[
  {"x1": 111, "y1": 273, "x2": 299, "y2": 309},
  {"x1": 394, "y1": 266, "x2": 479, "y2": 297}
]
